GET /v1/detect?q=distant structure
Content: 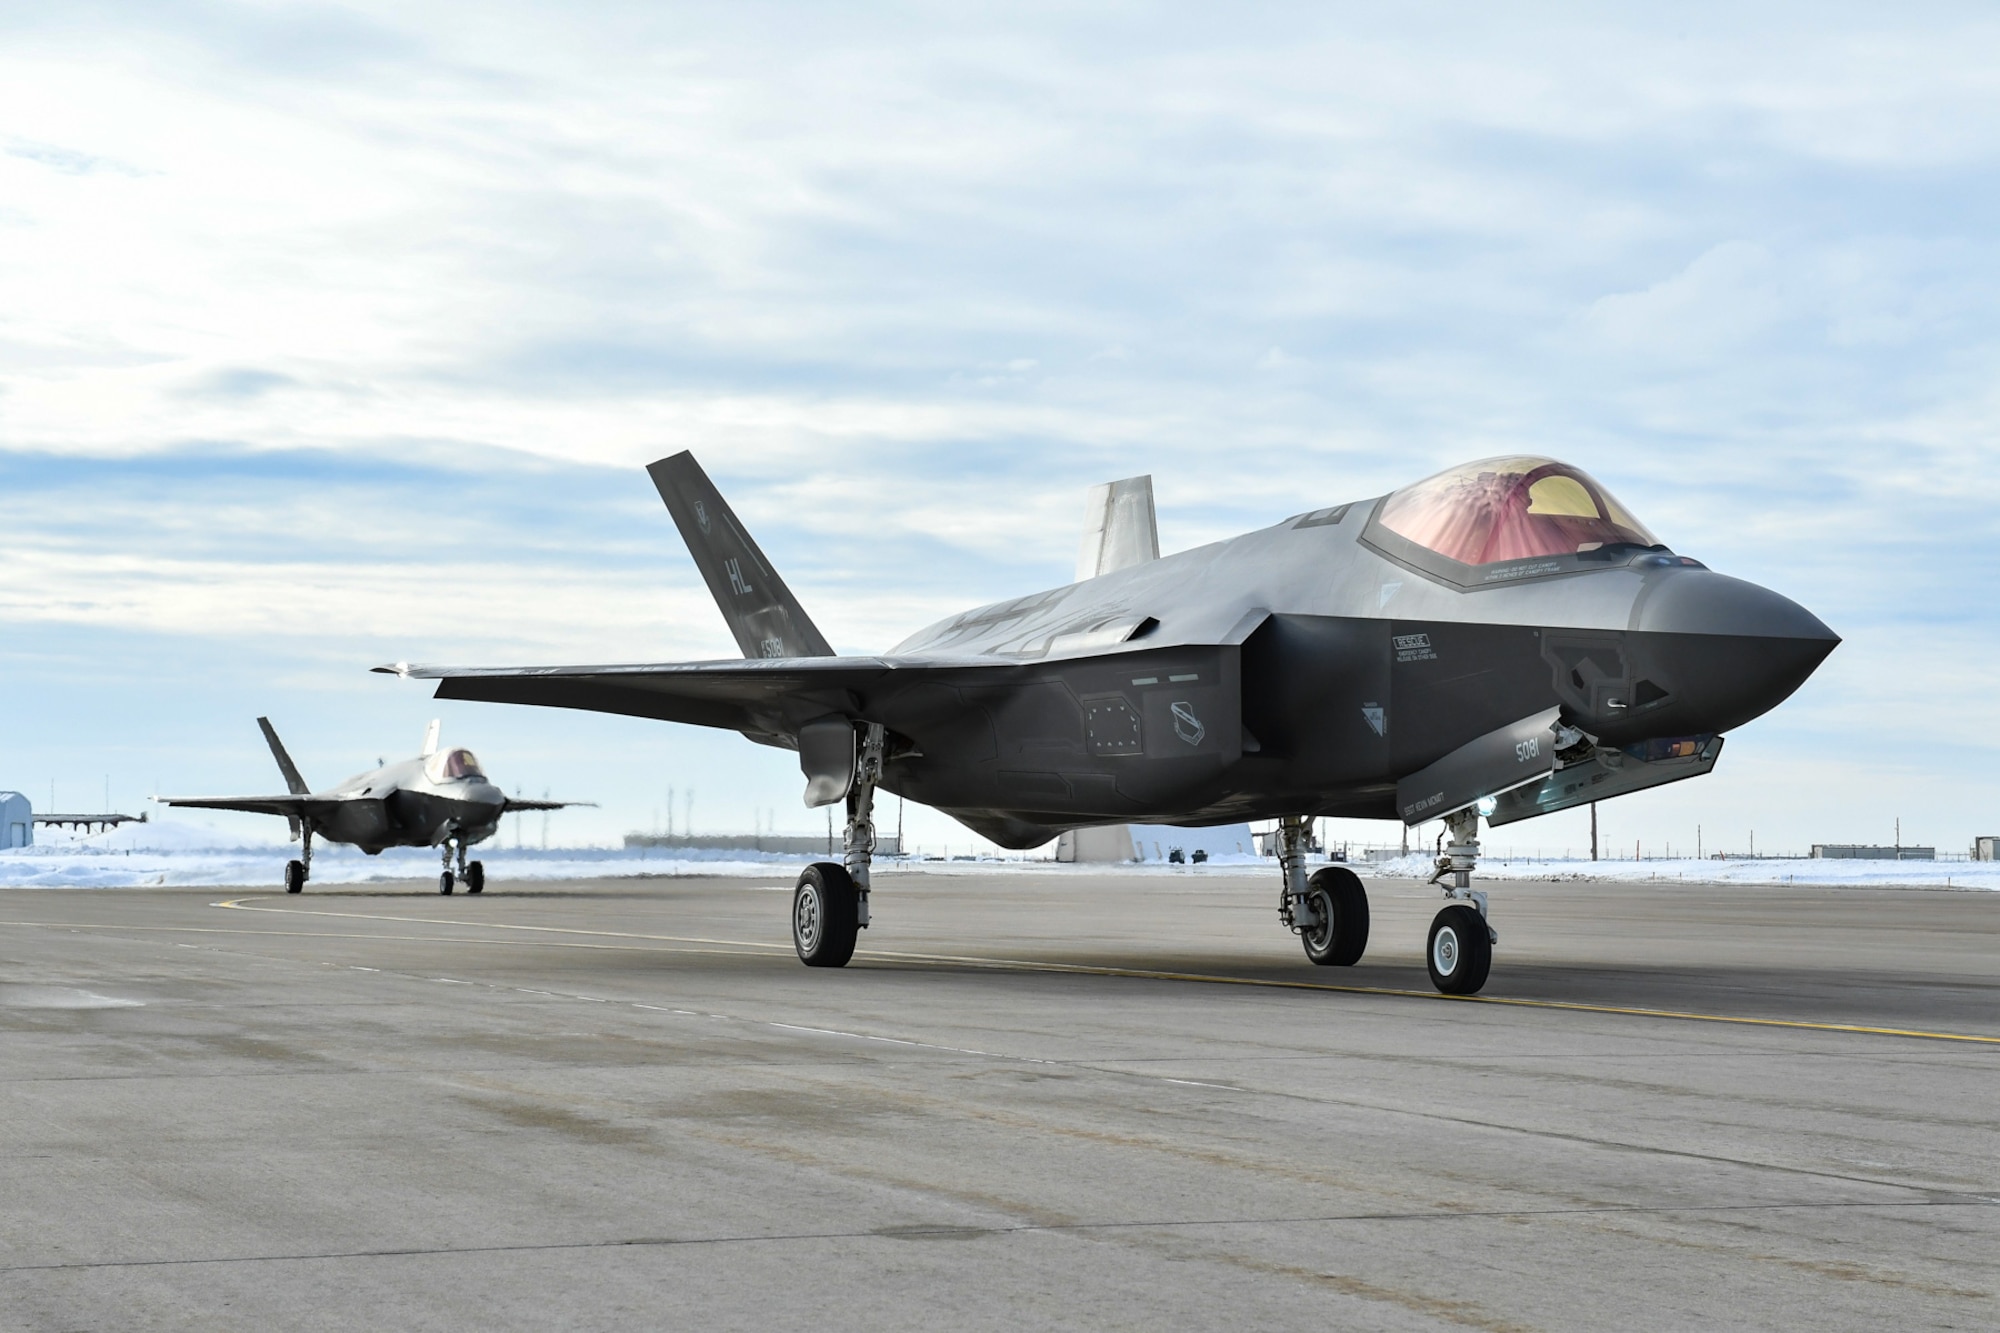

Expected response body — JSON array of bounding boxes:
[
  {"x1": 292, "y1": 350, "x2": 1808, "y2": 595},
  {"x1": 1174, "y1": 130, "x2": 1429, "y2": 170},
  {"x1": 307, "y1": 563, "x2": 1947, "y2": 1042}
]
[
  {"x1": 1054, "y1": 827, "x2": 1138, "y2": 863},
  {"x1": 0, "y1": 792, "x2": 30, "y2": 848},
  {"x1": 35, "y1": 811, "x2": 146, "y2": 834},
  {"x1": 1812, "y1": 844, "x2": 1935, "y2": 861},
  {"x1": 624, "y1": 833, "x2": 902, "y2": 856},
  {"x1": 1057, "y1": 823, "x2": 1257, "y2": 864},
  {"x1": 1974, "y1": 837, "x2": 2000, "y2": 861}
]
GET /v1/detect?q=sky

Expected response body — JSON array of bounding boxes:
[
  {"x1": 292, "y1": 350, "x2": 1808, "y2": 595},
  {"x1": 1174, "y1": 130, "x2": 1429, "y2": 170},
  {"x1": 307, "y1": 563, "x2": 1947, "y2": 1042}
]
[{"x1": 4, "y1": 2, "x2": 1999, "y2": 857}]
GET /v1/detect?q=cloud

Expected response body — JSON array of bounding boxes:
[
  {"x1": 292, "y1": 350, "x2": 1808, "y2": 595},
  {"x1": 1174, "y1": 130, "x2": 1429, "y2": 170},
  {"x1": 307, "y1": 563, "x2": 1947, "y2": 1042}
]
[{"x1": 6, "y1": 138, "x2": 146, "y2": 176}]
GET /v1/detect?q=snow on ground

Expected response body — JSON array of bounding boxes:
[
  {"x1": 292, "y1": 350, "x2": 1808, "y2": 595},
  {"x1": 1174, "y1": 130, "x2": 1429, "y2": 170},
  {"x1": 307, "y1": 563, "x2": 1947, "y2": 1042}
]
[
  {"x1": 4, "y1": 823, "x2": 1994, "y2": 890},
  {"x1": 1357, "y1": 853, "x2": 2000, "y2": 891}
]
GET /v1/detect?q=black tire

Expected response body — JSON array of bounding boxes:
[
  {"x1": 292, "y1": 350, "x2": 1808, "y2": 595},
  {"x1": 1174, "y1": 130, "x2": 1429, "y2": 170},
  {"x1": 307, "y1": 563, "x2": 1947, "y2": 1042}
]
[
  {"x1": 1300, "y1": 866, "x2": 1369, "y2": 966},
  {"x1": 793, "y1": 862, "x2": 858, "y2": 967},
  {"x1": 438, "y1": 871, "x2": 455, "y2": 896},
  {"x1": 1427, "y1": 904, "x2": 1492, "y2": 995},
  {"x1": 465, "y1": 862, "x2": 484, "y2": 895},
  {"x1": 284, "y1": 860, "x2": 305, "y2": 894}
]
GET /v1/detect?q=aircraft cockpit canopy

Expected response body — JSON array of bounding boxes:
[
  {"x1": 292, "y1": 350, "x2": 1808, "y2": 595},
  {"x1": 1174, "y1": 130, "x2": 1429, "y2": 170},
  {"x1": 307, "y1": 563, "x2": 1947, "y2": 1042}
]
[
  {"x1": 1375, "y1": 457, "x2": 1660, "y2": 567},
  {"x1": 424, "y1": 748, "x2": 485, "y2": 783}
]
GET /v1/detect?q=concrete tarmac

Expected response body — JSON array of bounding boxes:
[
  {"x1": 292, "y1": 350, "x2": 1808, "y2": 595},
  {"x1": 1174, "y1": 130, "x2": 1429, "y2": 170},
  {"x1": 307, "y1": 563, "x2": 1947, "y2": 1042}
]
[{"x1": 0, "y1": 870, "x2": 1995, "y2": 1331}]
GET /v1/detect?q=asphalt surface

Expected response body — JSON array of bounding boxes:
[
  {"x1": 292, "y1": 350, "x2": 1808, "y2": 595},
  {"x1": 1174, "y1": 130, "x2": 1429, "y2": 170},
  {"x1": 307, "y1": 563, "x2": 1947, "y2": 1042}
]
[{"x1": 1, "y1": 869, "x2": 1995, "y2": 1331}]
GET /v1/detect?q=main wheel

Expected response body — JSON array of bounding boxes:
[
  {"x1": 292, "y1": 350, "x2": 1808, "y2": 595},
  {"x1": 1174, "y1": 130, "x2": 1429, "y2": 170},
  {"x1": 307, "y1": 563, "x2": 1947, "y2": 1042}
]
[
  {"x1": 1427, "y1": 904, "x2": 1492, "y2": 995},
  {"x1": 1300, "y1": 866, "x2": 1369, "y2": 966},
  {"x1": 438, "y1": 871, "x2": 455, "y2": 896},
  {"x1": 283, "y1": 860, "x2": 305, "y2": 894},
  {"x1": 465, "y1": 861, "x2": 485, "y2": 895},
  {"x1": 792, "y1": 862, "x2": 858, "y2": 967}
]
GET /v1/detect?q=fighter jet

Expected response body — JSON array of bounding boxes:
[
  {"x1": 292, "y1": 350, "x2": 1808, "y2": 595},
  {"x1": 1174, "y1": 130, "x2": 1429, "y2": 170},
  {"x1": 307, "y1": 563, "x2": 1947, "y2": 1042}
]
[
  {"x1": 382, "y1": 453, "x2": 1835, "y2": 993},
  {"x1": 157, "y1": 718, "x2": 585, "y2": 895}
]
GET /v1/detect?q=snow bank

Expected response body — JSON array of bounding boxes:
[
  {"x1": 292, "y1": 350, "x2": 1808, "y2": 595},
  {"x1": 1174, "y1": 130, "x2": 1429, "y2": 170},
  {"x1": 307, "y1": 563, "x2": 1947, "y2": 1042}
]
[{"x1": 1353, "y1": 852, "x2": 2000, "y2": 890}]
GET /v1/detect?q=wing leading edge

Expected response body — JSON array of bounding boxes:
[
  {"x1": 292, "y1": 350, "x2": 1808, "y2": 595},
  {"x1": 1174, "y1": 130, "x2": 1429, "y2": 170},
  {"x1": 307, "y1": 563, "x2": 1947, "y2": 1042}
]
[
  {"x1": 376, "y1": 655, "x2": 997, "y2": 744},
  {"x1": 154, "y1": 794, "x2": 355, "y2": 821}
]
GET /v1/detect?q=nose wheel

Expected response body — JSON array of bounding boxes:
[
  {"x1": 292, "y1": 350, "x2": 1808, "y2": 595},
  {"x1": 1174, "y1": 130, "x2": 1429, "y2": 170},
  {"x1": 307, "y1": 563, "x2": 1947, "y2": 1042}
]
[
  {"x1": 438, "y1": 835, "x2": 472, "y2": 895},
  {"x1": 1427, "y1": 904, "x2": 1492, "y2": 994},
  {"x1": 1423, "y1": 807, "x2": 1495, "y2": 994}
]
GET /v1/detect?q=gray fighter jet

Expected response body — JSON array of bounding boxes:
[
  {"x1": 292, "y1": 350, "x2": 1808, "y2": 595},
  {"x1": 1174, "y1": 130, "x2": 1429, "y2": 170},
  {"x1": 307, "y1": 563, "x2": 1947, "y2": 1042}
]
[
  {"x1": 157, "y1": 718, "x2": 585, "y2": 895},
  {"x1": 383, "y1": 453, "x2": 1835, "y2": 993}
]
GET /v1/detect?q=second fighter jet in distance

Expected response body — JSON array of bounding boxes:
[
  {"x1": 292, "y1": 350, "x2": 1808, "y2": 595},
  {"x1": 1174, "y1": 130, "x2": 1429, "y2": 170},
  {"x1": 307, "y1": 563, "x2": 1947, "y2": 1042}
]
[
  {"x1": 157, "y1": 717, "x2": 588, "y2": 894},
  {"x1": 385, "y1": 452, "x2": 1835, "y2": 993}
]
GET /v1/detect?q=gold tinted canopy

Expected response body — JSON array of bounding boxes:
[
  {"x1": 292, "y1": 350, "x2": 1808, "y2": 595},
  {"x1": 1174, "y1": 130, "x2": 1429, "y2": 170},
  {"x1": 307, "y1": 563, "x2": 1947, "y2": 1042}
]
[
  {"x1": 1376, "y1": 456, "x2": 1658, "y2": 566},
  {"x1": 424, "y1": 748, "x2": 484, "y2": 782}
]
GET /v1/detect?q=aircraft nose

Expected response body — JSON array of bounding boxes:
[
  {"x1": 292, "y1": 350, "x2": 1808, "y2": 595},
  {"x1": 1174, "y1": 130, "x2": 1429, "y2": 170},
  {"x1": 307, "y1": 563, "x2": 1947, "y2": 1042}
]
[
  {"x1": 1630, "y1": 569, "x2": 1838, "y2": 736},
  {"x1": 1634, "y1": 568, "x2": 1838, "y2": 643}
]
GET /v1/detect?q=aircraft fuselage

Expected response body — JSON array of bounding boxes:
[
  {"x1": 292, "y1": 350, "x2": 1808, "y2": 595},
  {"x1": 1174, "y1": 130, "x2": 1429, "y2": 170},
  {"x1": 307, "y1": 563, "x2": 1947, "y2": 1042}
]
[{"x1": 877, "y1": 497, "x2": 1834, "y2": 845}]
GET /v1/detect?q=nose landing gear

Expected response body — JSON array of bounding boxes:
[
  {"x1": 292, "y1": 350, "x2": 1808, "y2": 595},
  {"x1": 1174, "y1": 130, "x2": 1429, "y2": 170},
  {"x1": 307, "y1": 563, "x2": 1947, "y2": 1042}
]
[
  {"x1": 439, "y1": 835, "x2": 479, "y2": 895},
  {"x1": 1425, "y1": 807, "x2": 1495, "y2": 995}
]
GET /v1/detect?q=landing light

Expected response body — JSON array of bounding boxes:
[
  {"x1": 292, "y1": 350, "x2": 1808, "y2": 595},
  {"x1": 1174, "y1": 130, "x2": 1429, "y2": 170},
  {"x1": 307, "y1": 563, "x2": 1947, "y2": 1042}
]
[{"x1": 1476, "y1": 797, "x2": 1497, "y2": 817}]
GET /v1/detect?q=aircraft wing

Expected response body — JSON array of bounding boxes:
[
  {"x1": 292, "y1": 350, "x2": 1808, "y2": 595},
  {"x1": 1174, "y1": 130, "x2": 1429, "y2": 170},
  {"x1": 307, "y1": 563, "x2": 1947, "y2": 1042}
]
[
  {"x1": 153, "y1": 794, "x2": 355, "y2": 820},
  {"x1": 501, "y1": 798, "x2": 597, "y2": 813},
  {"x1": 376, "y1": 655, "x2": 1000, "y2": 743}
]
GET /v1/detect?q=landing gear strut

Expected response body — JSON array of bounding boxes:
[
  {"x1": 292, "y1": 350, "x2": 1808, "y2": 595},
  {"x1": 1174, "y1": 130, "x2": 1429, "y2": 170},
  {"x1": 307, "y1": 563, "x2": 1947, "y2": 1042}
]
[
  {"x1": 1425, "y1": 808, "x2": 1493, "y2": 994},
  {"x1": 283, "y1": 822, "x2": 313, "y2": 894},
  {"x1": 1275, "y1": 815, "x2": 1369, "y2": 966},
  {"x1": 439, "y1": 835, "x2": 463, "y2": 895},
  {"x1": 792, "y1": 722, "x2": 884, "y2": 967}
]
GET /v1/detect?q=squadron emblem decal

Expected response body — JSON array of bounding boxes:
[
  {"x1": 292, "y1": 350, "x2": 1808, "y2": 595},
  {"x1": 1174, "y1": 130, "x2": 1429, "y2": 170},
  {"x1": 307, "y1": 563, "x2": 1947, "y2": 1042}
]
[
  {"x1": 1170, "y1": 700, "x2": 1206, "y2": 746},
  {"x1": 695, "y1": 499, "x2": 711, "y2": 533}
]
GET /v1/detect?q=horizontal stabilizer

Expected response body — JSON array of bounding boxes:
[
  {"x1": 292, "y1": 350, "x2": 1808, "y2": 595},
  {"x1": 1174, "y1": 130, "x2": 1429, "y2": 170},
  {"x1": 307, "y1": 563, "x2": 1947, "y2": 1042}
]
[
  {"x1": 1487, "y1": 736, "x2": 1723, "y2": 828},
  {"x1": 1395, "y1": 707, "x2": 1563, "y2": 825}
]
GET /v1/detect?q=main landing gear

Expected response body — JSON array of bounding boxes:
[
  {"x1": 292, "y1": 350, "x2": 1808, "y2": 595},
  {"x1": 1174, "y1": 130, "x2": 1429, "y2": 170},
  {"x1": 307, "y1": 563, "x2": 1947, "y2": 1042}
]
[
  {"x1": 1425, "y1": 808, "x2": 1494, "y2": 995},
  {"x1": 1275, "y1": 815, "x2": 1369, "y2": 966},
  {"x1": 792, "y1": 723, "x2": 884, "y2": 967},
  {"x1": 283, "y1": 822, "x2": 314, "y2": 893},
  {"x1": 438, "y1": 836, "x2": 485, "y2": 896}
]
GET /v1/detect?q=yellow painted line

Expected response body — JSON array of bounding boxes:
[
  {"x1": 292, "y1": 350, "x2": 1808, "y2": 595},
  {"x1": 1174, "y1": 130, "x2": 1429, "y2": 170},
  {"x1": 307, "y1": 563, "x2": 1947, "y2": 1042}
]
[{"x1": 199, "y1": 897, "x2": 2000, "y2": 1048}]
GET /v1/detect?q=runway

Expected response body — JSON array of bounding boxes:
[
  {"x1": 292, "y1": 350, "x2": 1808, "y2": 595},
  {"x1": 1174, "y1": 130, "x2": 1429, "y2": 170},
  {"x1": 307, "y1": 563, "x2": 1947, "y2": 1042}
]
[{"x1": 1, "y1": 870, "x2": 1995, "y2": 1330}]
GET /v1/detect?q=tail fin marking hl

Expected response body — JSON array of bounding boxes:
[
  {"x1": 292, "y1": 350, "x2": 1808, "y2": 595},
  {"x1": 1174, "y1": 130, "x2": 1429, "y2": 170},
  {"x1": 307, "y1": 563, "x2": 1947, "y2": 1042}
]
[{"x1": 648, "y1": 452, "x2": 835, "y2": 660}]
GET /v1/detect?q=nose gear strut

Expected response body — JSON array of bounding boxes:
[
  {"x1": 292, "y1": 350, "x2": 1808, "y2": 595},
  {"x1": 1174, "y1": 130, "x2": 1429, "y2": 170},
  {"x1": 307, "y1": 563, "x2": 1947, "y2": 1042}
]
[{"x1": 1425, "y1": 806, "x2": 1495, "y2": 994}]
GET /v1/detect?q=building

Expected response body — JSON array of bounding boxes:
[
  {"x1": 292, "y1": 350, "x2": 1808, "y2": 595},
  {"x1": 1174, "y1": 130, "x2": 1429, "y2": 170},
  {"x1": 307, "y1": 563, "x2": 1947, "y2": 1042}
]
[
  {"x1": 1054, "y1": 826, "x2": 1139, "y2": 863},
  {"x1": 0, "y1": 792, "x2": 31, "y2": 848},
  {"x1": 1973, "y1": 837, "x2": 2000, "y2": 862},
  {"x1": 1057, "y1": 823, "x2": 1258, "y2": 863},
  {"x1": 1811, "y1": 844, "x2": 1935, "y2": 861},
  {"x1": 623, "y1": 833, "x2": 902, "y2": 856}
]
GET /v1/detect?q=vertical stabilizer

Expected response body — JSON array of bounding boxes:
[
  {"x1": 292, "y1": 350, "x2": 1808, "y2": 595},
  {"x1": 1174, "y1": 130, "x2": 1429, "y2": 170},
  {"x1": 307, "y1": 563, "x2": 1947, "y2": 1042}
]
[
  {"x1": 421, "y1": 719, "x2": 441, "y2": 757},
  {"x1": 257, "y1": 717, "x2": 310, "y2": 796},
  {"x1": 1076, "y1": 475, "x2": 1160, "y2": 581},
  {"x1": 647, "y1": 452, "x2": 836, "y2": 660}
]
